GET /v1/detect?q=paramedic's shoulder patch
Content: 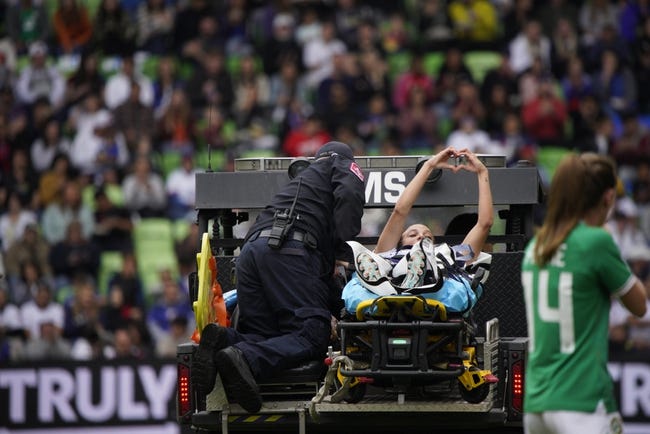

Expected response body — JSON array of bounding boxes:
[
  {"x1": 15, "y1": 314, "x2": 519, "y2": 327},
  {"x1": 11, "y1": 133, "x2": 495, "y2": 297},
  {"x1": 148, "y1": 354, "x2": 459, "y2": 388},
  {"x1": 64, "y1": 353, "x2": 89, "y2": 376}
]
[{"x1": 349, "y1": 161, "x2": 364, "y2": 181}]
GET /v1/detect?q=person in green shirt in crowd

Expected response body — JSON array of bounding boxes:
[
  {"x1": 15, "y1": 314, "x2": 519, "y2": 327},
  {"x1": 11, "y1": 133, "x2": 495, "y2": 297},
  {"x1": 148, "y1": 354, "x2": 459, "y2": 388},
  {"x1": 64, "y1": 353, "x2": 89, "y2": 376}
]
[{"x1": 521, "y1": 153, "x2": 648, "y2": 434}]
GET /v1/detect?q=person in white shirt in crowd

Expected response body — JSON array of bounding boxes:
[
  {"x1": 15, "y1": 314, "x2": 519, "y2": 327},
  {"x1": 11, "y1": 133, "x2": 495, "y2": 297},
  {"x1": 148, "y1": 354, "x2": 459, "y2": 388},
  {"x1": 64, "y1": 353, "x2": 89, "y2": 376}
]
[
  {"x1": 165, "y1": 150, "x2": 198, "y2": 220},
  {"x1": 103, "y1": 55, "x2": 154, "y2": 110},
  {"x1": 0, "y1": 191, "x2": 37, "y2": 252},
  {"x1": 606, "y1": 196, "x2": 650, "y2": 261},
  {"x1": 446, "y1": 115, "x2": 493, "y2": 153},
  {"x1": 40, "y1": 179, "x2": 95, "y2": 245},
  {"x1": 0, "y1": 286, "x2": 23, "y2": 361},
  {"x1": 15, "y1": 41, "x2": 66, "y2": 109},
  {"x1": 30, "y1": 118, "x2": 72, "y2": 174},
  {"x1": 303, "y1": 20, "x2": 347, "y2": 89},
  {"x1": 68, "y1": 92, "x2": 129, "y2": 175},
  {"x1": 508, "y1": 20, "x2": 552, "y2": 75},
  {"x1": 19, "y1": 282, "x2": 64, "y2": 341},
  {"x1": 122, "y1": 155, "x2": 167, "y2": 218}
]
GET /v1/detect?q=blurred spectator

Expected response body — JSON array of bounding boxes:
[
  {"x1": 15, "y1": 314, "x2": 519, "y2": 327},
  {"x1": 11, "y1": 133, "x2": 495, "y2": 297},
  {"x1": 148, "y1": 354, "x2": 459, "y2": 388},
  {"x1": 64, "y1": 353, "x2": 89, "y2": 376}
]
[
  {"x1": 354, "y1": 49, "x2": 391, "y2": 109},
  {"x1": 5, "y1": 151, "x2": 38, "y2": 215},
  {"x1": 451, "y1": 80, "x2": 485, "y2": 127},
  {"x1": 181, "y1": 14, "x2": 225, "y2": 66},
  {"x1": 521, "y1": 78, "x2": 568, "y2": 147},
  {"x1": 172, "y1": 0, "x2": 214, "y2": 53},
  {"x1": 152, "y1": 55, "x2": 181, "y2": 119},
  {"x1": 501, "y1": 0, "x2": 534, "y2": 43},
  {"x1": 16, "y1": 41, "x2": 66, "y2": 109},
  {"x1": 10, "y1": 259, "x2": 44, "y2": 306},
  {"x1": 318, "y1": 79, "x2": 359, "y2": 135},
  {"x1": 379, "y1": 11, "x2": 413, "y2": 54},
  {"x1": 103, "y1": 55, "x2": 154, "y2": 110},
  {"x1": 122, "y1": 156, "x2": 166, "y2": 218},
  {"x1": 64, "y1": 49, "x2": 105, "y2": 110},
  {"x1": 446, "y1": 115, "x2": 491, "y2": 153},
  {"x1": 93, "y1": 188, "x2": 133, "y2": 252},
  {"x1": 334, "y1": 0, "x2": 381, "y2": 49},
  {"x1": 174, "y1": 221, "x2": 199, "y2": 281},
  {"x1": 295, "y1": 7, "x2": 322, "y2": 48},
  {"x1": 233, "y1": 52, "x2": 271, "y2": 128},
  {"x1": 550, "y1": 17, "x2": 581, "y2": 78},
  {"x1": 575, "y1": 112, "x2": 615, "y2": 155},
  {"x1": 185, "y1": 48, "x2": 234, "y2": 115},
  {"x1": 0, "y1": 286, "x2": 23, "y2": 362},
  {"x1": 156, "y1": 87, "x2": 196, "y2": 152},
  {"x1": 136, "y1": 0, "x2": 175, "y2": 55},
  {"x1": 49, "y1": 219, "x2": 101, "y2": 285},
  {"x1": 491, "y1": 111, "x2": 532, "y2": 164},
  {"x1": 20, "y1": 281, "x2": 64, "y2": 340},
  {"x1": 52, "y1": 0, "x2": 93, "y2": 55},
  {"x1": 5, "y1": 0, "x2": 50, "y2": 55},
  {"x1": 537, "y1": 0, "x2": 579, "y2": 39},
  {"x1": 396, "y1": 84, "x2": 438, "y2": 150},
  {"x1": 282, "y1": 114, "x2": 331, "y2": 157},
  {"x1": 23, "y1": 320, "x2": 71, "y2": 360},
  {"x1": 484, "y1": 82, "x2": 515, "y2": 136},
  {"x1": 447, "y1": 0, "x2": 499, "y2": 48},
  {"x1": 3, "y1": 222, "x2": 52, "y2": 287},
  {"x1": 508, "y1": 20, "x2": 551, "y2": 75},
  {"x1": 30, "y1": 118, "x2": 72, "y2": 174},
  {"x1": 92, "y1": 0, "x2": 136, "y2": 57},
  {"x1": 635, "y1": 23, "x2": 650, "y2": 113},
  {"x1": 0, "y1": 191, "x2": 37, "y2": 252},
  {"x1": 591, "y1": 48, "x2": 637, "y2": 115},
  {"x1": 165, "y1": 151, "x2": 197, "y2": 221},
  {"x1": 41, "y1": 179, "x2": 94, "y2": 245},
  {"x1": 261, "y1": 12, "x2": 302, "y2": 77},
  {"x1": 105, "y1": 252, "x2": 145, "y2": 320},
  {"x1": 68, "y1": 92, "x2": 129, "y2": 174},
  {"x1": 610, "y1": 111, "x2": 650, "y2": 168},
  {"x1": 561, "y1": 57, "x2": 594, "y2": 125},
  {"x1": 607, "y1": 196, "x2": 650, "y2": 260},
  {"x1": 268, "y1": 58, "x2": 311, "y2": 138},
  {"x1": 392, "y1": 51, "x2": 436, "y2": 111},
  {"x1": 223, "y1": 0, "x2": 249, "y2": 56},
  {"x1": 578, "y1": 0, "x2": 619, "y2": 48},
  {"x1": 147, "y1": 278, "x2": 193, "y2": 345},
  {"x1": 113, "y1": 80, "x2": 156, "y2": 155},
  {"x1": 632, "y1": 160, "x2": 650, "y2": 238},
  {"x1": 357, "y1": 93, "x2": 395, "y2": 150},
  {"x1": 417, "y1": 0, "x2": 453, "y2": 50},
  {"x1": 480, "y1": 49, "x2": 519, "y2": 108},
  {"x1": 103, "y1": 324, "x2": 141, "y2": 359},
  {"x1": 435, "y1": 45, "x2": 474, "y2": 112},
  {"x1": 155, "y1": 315, "x2": 190, "y2": 358},
  {"x1": 37, "y1": 153, "x2": 73, "y2": 208},
  {"x1": 303, "y1": 20, "x2": 347, "y2": 89},
  {"x1": 62, "y1": 274, "x2": 103, "y2": 343}
]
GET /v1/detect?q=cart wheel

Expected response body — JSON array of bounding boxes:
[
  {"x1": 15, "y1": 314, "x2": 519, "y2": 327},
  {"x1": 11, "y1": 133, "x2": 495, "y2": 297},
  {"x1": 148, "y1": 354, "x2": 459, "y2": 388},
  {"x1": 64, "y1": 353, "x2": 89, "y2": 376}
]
[
  {"x1": 458, "y1": 367, "x2": 490, "y2": 404},
  {"x1": 334, "y1": 377, "x2": 367, "y2": 403}
]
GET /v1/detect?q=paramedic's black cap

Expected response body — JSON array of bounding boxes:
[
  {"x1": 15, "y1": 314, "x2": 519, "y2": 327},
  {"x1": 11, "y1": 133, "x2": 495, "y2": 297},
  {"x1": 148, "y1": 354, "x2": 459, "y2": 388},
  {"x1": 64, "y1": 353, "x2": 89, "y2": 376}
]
[{"x1": 314, "y1": 141, "x2": 354, "y2": 160}]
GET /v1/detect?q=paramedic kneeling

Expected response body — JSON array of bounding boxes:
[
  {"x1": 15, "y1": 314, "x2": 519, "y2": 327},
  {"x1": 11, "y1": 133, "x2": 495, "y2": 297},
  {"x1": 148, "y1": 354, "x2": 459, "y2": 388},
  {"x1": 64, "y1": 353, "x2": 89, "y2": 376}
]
[{"x1": 192, "y1": 141, "x2": 365, "y2": 413}]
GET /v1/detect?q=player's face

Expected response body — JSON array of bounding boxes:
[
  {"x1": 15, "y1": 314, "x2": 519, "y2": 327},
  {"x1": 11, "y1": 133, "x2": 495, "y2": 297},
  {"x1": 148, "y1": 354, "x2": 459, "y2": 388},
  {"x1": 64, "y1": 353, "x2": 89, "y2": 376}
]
[{"x1": 401, "y1": 224, "x2": 433, "y2": 247}]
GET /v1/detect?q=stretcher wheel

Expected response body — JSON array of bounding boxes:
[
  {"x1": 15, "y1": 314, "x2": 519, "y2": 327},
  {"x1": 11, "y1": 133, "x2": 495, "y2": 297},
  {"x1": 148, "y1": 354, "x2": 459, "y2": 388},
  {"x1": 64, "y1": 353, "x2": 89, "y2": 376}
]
[{"x1": 458, "y1": 367, "x2": 490, "y2": 404}]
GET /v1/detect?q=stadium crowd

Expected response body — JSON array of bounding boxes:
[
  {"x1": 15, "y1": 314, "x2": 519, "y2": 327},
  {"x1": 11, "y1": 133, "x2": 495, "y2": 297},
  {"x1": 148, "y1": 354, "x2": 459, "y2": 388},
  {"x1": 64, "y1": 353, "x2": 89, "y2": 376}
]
[{"x1": 0, "y1": 0, "x2": 649, "y2": 362}]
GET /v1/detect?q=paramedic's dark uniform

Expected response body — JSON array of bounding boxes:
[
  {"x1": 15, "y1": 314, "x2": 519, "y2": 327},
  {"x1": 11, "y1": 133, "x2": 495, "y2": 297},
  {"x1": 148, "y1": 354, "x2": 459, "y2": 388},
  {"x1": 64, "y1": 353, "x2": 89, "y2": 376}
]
[{"x1": 227, "y1": 142, "x2": 365, "y2": 379}]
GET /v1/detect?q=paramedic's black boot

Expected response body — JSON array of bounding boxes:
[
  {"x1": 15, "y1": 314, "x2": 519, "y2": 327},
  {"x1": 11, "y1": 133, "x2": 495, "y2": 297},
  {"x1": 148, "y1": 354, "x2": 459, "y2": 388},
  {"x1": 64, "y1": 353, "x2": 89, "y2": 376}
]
[
  {"x1": 215, "y1": 346, "x2": 262, "y2": 413},
  {"x1": 192, "y1": 323, "x2": 229, "y2": 402}
]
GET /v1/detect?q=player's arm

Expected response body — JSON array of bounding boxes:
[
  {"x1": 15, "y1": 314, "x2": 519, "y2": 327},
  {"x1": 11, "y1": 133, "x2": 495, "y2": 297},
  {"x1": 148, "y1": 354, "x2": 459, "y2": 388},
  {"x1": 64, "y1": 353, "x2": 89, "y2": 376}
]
[{"x1": 620, "y1": 278, "x2": 647, "y2": 318}]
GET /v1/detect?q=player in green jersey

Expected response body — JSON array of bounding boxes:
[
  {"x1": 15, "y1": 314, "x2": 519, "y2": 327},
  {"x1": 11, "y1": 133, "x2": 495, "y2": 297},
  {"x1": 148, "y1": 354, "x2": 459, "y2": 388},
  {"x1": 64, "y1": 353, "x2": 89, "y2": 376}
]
[{"x1": 521, "y1": 153, "x2": 648, "y2": 434}]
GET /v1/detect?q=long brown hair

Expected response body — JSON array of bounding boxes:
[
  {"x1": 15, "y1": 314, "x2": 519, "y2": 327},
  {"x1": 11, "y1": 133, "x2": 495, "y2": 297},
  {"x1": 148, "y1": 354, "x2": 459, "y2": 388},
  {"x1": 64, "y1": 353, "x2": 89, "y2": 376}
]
[{"x1": 534, "y1": 153, "x2": 617, "y2": 265}]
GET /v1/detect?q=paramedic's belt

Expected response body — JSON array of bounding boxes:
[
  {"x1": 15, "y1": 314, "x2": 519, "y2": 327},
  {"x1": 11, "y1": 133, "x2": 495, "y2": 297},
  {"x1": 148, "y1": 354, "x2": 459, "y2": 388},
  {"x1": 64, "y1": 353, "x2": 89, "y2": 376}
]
[{"x1": 257, "y1": 229, "x2": 317, "y2": 249}]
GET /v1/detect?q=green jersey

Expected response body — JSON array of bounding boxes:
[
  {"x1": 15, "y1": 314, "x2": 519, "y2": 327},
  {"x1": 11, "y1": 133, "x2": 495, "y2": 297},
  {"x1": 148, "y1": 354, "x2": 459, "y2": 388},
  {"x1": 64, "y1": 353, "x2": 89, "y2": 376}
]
[{"x1": 521, "y1": 222, "x2": 636, "y2": 413}]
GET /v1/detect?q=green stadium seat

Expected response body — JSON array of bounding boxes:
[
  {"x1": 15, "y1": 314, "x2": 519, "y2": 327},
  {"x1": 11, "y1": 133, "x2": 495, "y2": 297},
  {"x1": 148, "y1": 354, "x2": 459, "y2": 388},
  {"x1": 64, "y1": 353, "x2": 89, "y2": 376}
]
[
  {"x1": 536, "y1": 147, "x2": 574, "y2": 181},
  {"x1": 464, "y1": 51, "x2": 502, "y2": 83},
  {"x1": 98, "y1": 251, "x2": 125, "y2": 296},
  {"x1": 133, "y1": 218, "x2": 179, "y2": 300},
  {"x1": 387, "y1": 52, "x2": 412, "y2": 81},
  {"x1": 423, "y1": 52, "x2": 444, "y2": 76}
]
